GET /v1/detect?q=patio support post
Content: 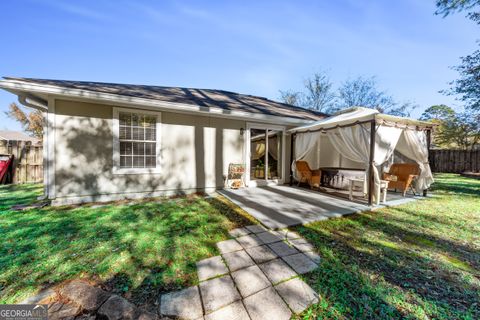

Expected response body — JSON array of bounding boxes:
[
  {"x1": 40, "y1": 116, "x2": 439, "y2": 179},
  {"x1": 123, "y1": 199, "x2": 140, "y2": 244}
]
[
  {"x1": 289, "y1": 133, "x2": 295, "y2": 186},
  {"x1": 423, "y1": 129, "x2": 431, "y2": 197},
  {"x1": 368, "y1": 120, "x2": 376, "y2": 206}
]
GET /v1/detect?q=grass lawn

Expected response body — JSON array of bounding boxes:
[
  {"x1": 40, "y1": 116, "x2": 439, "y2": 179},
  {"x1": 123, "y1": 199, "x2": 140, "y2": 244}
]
[
  {"x1": 0, "y1": 174, "x2": 478, "y2": 319},
  {"x1": 0, "y1": 186, "x2": 254, "y2": 308},
  {"x1": 295, "y1": 173, "x2": 480, "y2": 320}
]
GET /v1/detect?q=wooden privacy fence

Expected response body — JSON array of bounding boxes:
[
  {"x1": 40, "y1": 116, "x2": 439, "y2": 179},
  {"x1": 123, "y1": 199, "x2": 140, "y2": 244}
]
[
  {"x1": 429, "y1": 149, "x2": 480, "y2": 173},
  {"x1": 0, "y1": 140, "x2": 43, "y2": 184}
]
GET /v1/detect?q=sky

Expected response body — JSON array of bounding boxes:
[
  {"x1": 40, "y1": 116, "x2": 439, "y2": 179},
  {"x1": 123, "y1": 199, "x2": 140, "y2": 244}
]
[{"x1": 0, "y1": 0, "x2": 478, "y2": 131}]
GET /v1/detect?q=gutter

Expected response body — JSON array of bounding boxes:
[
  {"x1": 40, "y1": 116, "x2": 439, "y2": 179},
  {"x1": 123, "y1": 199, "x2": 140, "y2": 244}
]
[{"x1": 18, "y1": 95, "x2": 48, "y2": 111}]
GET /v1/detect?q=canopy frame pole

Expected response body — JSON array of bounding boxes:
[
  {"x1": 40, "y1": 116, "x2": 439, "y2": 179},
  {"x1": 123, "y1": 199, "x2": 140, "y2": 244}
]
[
  {"x1": 368, "y1": 120, "x2": 376, "y2": 206},
  {"x1": 423, "y1": 129, "x2": 431, "y2": 197},
  {"x1": 289, "y1": 133, "x2": 295, "y2": 186}
]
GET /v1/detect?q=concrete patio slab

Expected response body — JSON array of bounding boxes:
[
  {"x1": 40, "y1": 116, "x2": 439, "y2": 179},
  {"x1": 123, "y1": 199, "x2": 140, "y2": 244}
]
[
  {"x1": 245, "y1": 245, "x2": 278, "y2": 264},
  {"x1": 197, "y1": 256, "x2": 229, "y2": 282},
  {"x1": 268, "y1": 241, "x2": 299, "y2": 257},
  {"x1": 160, "y1": 286, "x2": 203, "y2": 320},
  {"x1": 235, "y1": 234, "x2": 263, "y2": 249},
  {"x1": 282, "y1": 253, "x2": 318, "y2": 274},
  {"x1": 222, "y1": 250, "x2": 255, "y2": 272},
  {"x1": 217, "y1": 239, "x2": 243, "y2": 254},
  {"x1": 204, "y1": 301, "x2": 250, "y2": 320},
  {"x1": 259, "y1": 258, "x2": 297, "y2": 284},
  {"x1": 245, "y1": 224, "x2": 267, "y2": 234},
  {"x1": 199, "y1": 275, "x2": 241, "y2": 314},
  {"x1": 231, "y1": 265, "x2": 271, "y2": 298},
  {"x1": 243, "y1": 287, "x2": 292, "y2": 320},
  {"x1": 256, "y1": 231, "x2": 283, "y2": 244},
  {"x1": 228, "y1": 227, "x2": 251, "y2": 238},
  {"x1": 219, "y1": 186, "x2": 370, "y2": 229},
  {"x1": 275, "y1": 278, "x2": 319, "y2": 314}
]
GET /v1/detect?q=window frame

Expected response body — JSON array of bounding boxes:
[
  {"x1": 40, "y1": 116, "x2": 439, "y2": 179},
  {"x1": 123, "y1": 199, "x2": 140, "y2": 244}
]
[{"x1": 112, "y1": 107, "x2": 162, "y2": 174}]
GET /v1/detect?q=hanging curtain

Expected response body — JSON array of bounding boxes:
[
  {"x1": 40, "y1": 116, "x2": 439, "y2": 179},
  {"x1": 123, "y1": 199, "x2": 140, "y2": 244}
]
[
  {"x1": 268, "y1": 136, "x2": 278, "y2": 160},
  {"x1": 291, "y1": 132, "x2": 320, "y2": 180},
  {"x1": 251, "y1": 141, "x2": 265, "y2": 160},
  {"x1": 395, "y1": 129, "x2": 434, "y2": 191},
  {"x1": 326, "y1": 124, "x2": 403, "y2": 200}
]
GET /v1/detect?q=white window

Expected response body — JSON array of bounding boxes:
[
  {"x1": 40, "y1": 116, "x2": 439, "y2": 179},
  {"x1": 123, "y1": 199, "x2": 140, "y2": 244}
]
[{"x1": 113, "y1": 107, "x2": 161, "y2": 174}]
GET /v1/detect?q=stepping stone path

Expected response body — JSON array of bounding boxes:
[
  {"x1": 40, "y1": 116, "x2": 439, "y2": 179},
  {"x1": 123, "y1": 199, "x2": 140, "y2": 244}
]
[{"x1": 159, "y1": 224, "x2": 321, "y2": 319}]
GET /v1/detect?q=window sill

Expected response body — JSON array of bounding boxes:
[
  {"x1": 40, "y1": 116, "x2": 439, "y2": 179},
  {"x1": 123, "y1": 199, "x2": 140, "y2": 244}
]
[{"x1": 112, "y1": 168, "x2": 162, "y2": 175}]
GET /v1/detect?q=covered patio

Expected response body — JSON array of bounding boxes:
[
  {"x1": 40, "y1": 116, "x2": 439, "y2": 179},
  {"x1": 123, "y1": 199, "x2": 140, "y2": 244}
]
[
  {"x1": 219, "y1": 185, "x2": 422, "y2": 229},
  {"x1": 289, "y1": 107, "x2": 435, "y2": 206},
  {"x1": 222, "y1": 107, "x2": 434, "y2": 229}
]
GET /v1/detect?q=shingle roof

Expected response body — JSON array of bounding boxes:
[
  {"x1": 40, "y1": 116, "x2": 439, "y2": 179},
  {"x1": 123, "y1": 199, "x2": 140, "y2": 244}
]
[
  {"x1": 0, "y1": 130, "x2": 41, "y2": 144},
  {"x1": 4, "y1": 77, "x2": 327, "y2": 121}
]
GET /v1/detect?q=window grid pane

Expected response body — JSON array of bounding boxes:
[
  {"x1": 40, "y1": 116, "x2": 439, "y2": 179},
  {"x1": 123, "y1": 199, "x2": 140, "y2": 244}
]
[{"x1": 118, "y1": 111, "x2": 157, "y2": 169}]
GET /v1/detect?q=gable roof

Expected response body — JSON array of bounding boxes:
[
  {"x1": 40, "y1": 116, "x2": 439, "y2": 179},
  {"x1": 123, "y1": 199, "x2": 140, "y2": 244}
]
[
  {"x1": 2, "y1": 77, "x2": 327, "y2": 122},
  {"x1": 0, "y1": 130, "x2": 41, "y2": 144}
]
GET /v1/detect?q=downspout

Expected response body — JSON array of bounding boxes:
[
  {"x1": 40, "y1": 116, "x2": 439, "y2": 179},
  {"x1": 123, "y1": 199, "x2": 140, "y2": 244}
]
[{"x1": 18, "y1": 94, "x2": 49, "y2": 200}]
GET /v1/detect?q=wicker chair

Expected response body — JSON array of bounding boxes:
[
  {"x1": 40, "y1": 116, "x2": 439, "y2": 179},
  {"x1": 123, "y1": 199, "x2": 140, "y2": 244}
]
[
  {"x1": 382, "y1": 163, "x2": 420, "y2": 196},
  {"x1": 295, "y1": 161, "x2": 321, "y2": 189}
]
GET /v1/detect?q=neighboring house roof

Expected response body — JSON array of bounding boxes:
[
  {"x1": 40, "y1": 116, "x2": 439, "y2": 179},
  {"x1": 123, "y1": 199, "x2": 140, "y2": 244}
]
[
  {"x1": 0, "y1": 130, "x2": 41, "y2": 144},
  {"x1": 3, "y1": 77, "x2": 327, "y2": 121}
]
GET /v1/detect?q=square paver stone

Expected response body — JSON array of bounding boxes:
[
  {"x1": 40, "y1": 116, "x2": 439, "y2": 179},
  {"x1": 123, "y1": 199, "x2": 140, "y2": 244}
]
[
  {"x1": 231, "y1": 265, "x2": 271, "y2": 297},
  {"x1": 204, "y1": 301, "x2": 250, "y2": 320},
  {"x1": 228, "y1": 227, "x2": 251, "y2": 238},
  {"x1": 199, "y1": 275, "x2": 241, "y2": 313},
  {"x1": 160, "y1": 286, "x2": 203, "y2": 320},
  {"x1": 236, "y1": 234, "x2": 263, "y2": 249},
  {"x1": 282, "y1": 253, "x2": 318, "y2": 274},
  {"x1": 222, "y1": 250, "x2": 255, "y2": 272},
  {"x1": 245, "y1": 224, "x2": 267, "y2": 234},
  {"x1": 304, "y1": 251, "x2": 321, "y2": 264},
  {"x1": 217, "y1": 239, "x2": 243, "y2": 254},
  {"x1": 243, "y1": 287, "x2": 292, "y2": 320},
  {"x1": 277, "y1": 229, "x2": 302, "y2": 240},
  {"x1": 268, "y1": 241, "x2": 299, "y2": 257},
  {"x1": 197, "y1": 256, "x2": 229, "y2": 281},
  {"x1": 259, "y1": 258, "x2": 297, "y2": 284},
  {"x1": 257, "y1": 231, "x2": 283, "y2": 244},
  {"x1": 246, "y1": 245, "x2": 278, "y2": 264},
  {"x1": 289, "y1": 238, "x2": 315, "y2": 252},
  {"x1": 275, "y1": 278, "x2": 319, "y2": 314}
]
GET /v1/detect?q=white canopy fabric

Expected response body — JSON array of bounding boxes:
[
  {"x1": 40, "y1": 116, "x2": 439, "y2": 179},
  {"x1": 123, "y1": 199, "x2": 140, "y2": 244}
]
[
  {"x1": 395, "y1": 129, "x2": 434, "y2": 190},
  {"x1": 291, "y1": 107, "x2": 378, "y2": 133},
  {"x1": 290, "y1": 107, "x2": 434, "y2": 200},
  {"x1": 291, "y1": 132, "x2": 319, "y2": 180}
]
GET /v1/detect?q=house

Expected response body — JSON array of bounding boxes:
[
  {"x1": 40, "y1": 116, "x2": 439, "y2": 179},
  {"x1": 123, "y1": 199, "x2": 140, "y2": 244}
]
[
  {"x1": 0, "y1": 130, "x2": 41, "y2": 145},
  {"x1": 0, "y1": 77, "x2": 326, "y2": 205}
]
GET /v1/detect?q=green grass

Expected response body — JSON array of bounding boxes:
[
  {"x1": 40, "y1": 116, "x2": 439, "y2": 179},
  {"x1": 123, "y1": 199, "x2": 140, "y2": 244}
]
[
  {"x1": 1, "y1": 174, "x2": 479, "y2": 319},
  {"x1": 0, "y1": 186, "x2": 254, "y2": 307},
  {"x1": 295, "y1": 173, "x2": 480, "y2": 320}
]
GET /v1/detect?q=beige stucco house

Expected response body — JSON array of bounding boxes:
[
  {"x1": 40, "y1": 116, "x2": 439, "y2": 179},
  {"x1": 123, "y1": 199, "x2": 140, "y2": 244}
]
[{"x1": 0, "y1": 77, "x2": 325, "y2": 205}]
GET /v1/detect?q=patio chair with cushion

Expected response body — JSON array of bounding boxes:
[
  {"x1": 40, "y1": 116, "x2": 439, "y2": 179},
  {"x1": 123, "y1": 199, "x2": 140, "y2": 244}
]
[
  {"x1": 382, "y1": 163, "x2": 420, "y2": 196},
  {"x1": 295, "y1": 161, "x2": 321, "y2": 189}
]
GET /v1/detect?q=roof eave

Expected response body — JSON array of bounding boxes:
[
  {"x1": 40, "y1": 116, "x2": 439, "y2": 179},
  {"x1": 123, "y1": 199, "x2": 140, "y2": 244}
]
[{"x1": 0, "y1": 78, "x2": 317, "y2": 126}]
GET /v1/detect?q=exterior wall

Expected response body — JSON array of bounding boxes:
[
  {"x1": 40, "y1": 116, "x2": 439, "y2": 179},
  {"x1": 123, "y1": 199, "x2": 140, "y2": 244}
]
[{"x1": 52, "y1": 99, "x2": 245, "y2": 204}]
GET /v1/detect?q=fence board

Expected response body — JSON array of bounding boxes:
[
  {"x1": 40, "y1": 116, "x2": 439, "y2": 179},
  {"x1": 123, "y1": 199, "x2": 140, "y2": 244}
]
[
  {"x1": 430, "y1": 149, "x2": 480, "y2": 173},
  {"x1": 0, "y1": 140, "x2": 43, "y2": 184}
]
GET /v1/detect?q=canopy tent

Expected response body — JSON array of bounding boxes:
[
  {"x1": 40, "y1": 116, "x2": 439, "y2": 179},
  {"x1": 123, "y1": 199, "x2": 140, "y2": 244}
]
[{"x1": 289, "y1": 107, "x2": 434, "y2": 205}]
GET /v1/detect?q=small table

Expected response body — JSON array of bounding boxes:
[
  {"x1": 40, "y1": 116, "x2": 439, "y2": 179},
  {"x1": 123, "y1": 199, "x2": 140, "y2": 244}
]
[
  {"x1": 349, "y1": 178, "x2": 367, "y2": 200},
  {"x1": 377, "y1": 180, "x2": 390, "y2": 205},
  {"x1": 349, "y1": 179, "x2": 390, "y2": 205}
]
